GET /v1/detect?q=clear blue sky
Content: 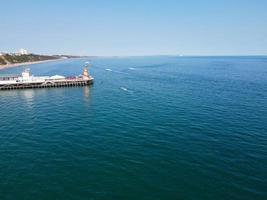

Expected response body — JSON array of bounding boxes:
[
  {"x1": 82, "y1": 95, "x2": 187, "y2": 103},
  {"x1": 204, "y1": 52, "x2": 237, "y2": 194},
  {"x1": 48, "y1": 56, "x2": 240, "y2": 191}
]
[{"x1": 1, "y1": 0, "x2": 267, "y2": 56}]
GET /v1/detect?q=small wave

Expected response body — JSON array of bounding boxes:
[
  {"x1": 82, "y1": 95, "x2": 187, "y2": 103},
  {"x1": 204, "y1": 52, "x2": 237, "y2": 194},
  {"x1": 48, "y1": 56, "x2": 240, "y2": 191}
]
[
  {"x1": 105, "y1": 68, "x2": 112, "y2": 71},
  {"x1": 129, "y1": 67, "x2": 136, "y2": 70}
]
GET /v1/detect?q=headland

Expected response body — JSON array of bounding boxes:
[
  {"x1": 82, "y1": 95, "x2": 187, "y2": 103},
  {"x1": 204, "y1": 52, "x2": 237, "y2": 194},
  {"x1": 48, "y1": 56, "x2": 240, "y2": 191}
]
[{"x1": 0, "y1": 51, "x2": 89, "y2": 70}]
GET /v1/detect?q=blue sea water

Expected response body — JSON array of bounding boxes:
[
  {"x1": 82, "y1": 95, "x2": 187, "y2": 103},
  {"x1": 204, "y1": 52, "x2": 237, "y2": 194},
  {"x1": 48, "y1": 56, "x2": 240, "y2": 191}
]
[{"x1": 0, "y1": 56, "x2": 266, "y2": 199}]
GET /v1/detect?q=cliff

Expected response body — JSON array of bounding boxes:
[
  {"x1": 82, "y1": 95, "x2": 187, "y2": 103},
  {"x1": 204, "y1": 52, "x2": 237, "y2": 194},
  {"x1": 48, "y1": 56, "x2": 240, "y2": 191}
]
[{"x1": 0, "y1": 54, "x2": 63, "y2": 65}]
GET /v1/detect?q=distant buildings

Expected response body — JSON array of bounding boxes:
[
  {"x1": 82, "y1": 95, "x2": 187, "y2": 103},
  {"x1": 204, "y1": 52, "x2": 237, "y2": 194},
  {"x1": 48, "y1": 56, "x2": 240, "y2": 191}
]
[
  {"x1": 0, "y1": 49, "x2": 29, "y2": 56},
  {"x1": 18, "y1": 49, "x2": 28, "y2": 55}
]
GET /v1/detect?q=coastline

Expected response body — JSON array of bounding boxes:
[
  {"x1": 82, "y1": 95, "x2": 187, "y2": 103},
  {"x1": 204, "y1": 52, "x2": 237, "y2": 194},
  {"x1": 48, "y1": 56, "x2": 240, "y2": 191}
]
[{"x1": 0, "y1": 58, "x2": 67, "y2": 71}]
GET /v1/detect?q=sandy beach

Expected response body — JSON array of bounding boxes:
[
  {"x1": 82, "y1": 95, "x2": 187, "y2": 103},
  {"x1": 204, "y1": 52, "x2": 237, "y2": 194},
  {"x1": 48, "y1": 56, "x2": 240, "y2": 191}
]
[{"x1": 0, "y1": 58, "x2": 66, "y2": 71}]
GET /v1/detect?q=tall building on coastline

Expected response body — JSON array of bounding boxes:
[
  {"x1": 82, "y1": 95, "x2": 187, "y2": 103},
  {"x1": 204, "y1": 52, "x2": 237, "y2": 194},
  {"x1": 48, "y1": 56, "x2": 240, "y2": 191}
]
[{"x1": 18, "y1": 49, "x2": 28, "y2": 55}]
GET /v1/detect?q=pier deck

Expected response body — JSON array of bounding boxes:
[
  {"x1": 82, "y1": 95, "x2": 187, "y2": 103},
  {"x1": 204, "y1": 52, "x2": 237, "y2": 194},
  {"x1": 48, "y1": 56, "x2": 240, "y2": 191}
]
[{"x1": 0, "y1": 78, "x2": 93, "y2": 90}]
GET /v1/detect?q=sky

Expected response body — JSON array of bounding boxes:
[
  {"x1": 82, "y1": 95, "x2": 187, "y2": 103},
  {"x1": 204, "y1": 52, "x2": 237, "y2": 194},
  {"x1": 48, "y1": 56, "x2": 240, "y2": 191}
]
[{"x1": 0, "y1": 0, "x2": 267, "y2": 56}]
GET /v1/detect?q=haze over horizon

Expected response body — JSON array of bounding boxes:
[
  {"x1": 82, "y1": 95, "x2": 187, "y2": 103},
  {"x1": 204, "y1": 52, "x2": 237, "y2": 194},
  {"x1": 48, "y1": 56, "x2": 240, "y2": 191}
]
[{"x1": 1, "y1": 0, "x2": 267, "y2": 56}]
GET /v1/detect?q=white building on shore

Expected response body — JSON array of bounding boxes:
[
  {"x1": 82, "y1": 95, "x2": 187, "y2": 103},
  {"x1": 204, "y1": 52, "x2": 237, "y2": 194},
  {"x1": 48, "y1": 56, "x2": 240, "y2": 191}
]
[
  {"x1": 18, "y1": 49, "x2": 28, "y2": 55},
  {"x1": 0, "y1": 51, "x2": 7, "y2": 56}
]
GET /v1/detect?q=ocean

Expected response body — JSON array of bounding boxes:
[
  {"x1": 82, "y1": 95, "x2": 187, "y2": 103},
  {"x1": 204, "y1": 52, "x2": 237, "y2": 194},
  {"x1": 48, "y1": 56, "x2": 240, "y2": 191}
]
[{"x1": 0, "y1": 56, "x2": 266, "y2": 199}]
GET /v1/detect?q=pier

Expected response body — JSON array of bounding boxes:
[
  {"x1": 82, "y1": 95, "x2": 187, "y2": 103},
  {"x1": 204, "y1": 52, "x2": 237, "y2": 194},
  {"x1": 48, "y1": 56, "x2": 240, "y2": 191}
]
[
  {"x1": 0, "y1": 79, "x2": 93, "y2": 90},
  {"x1": 0, "y1": 63, "x2": 94, "y2": 90}
]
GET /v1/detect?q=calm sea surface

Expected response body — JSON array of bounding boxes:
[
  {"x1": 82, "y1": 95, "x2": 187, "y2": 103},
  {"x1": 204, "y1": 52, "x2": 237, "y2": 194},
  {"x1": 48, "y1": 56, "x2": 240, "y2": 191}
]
[{"x1": 0, "y1": 56, "x2": 266, "y2": 199}]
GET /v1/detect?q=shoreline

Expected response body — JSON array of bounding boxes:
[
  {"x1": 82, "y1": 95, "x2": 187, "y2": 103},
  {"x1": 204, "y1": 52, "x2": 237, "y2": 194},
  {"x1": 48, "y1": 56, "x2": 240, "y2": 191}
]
[{"x1": 0, "y1": 58, "x2": 67, "y2": 71}]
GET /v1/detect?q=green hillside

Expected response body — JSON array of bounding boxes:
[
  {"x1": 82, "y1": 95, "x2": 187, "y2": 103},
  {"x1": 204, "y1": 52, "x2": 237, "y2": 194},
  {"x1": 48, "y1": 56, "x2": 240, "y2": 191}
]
[{"x1": 0, "y1": 54, "x2": 61, "y2": 65}]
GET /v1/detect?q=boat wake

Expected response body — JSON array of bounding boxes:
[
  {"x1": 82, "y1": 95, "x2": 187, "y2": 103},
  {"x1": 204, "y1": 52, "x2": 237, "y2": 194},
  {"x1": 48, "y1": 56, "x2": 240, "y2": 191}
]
[
  {"x1": 120, "y1": 87, "x2": 128, "y2": 91},
  {"x1": 105, "y1": 68, "x2": 128, "y2": 74},
  {"x1": 119, "y1": 87, "x2": 134, "y2": 95}
]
